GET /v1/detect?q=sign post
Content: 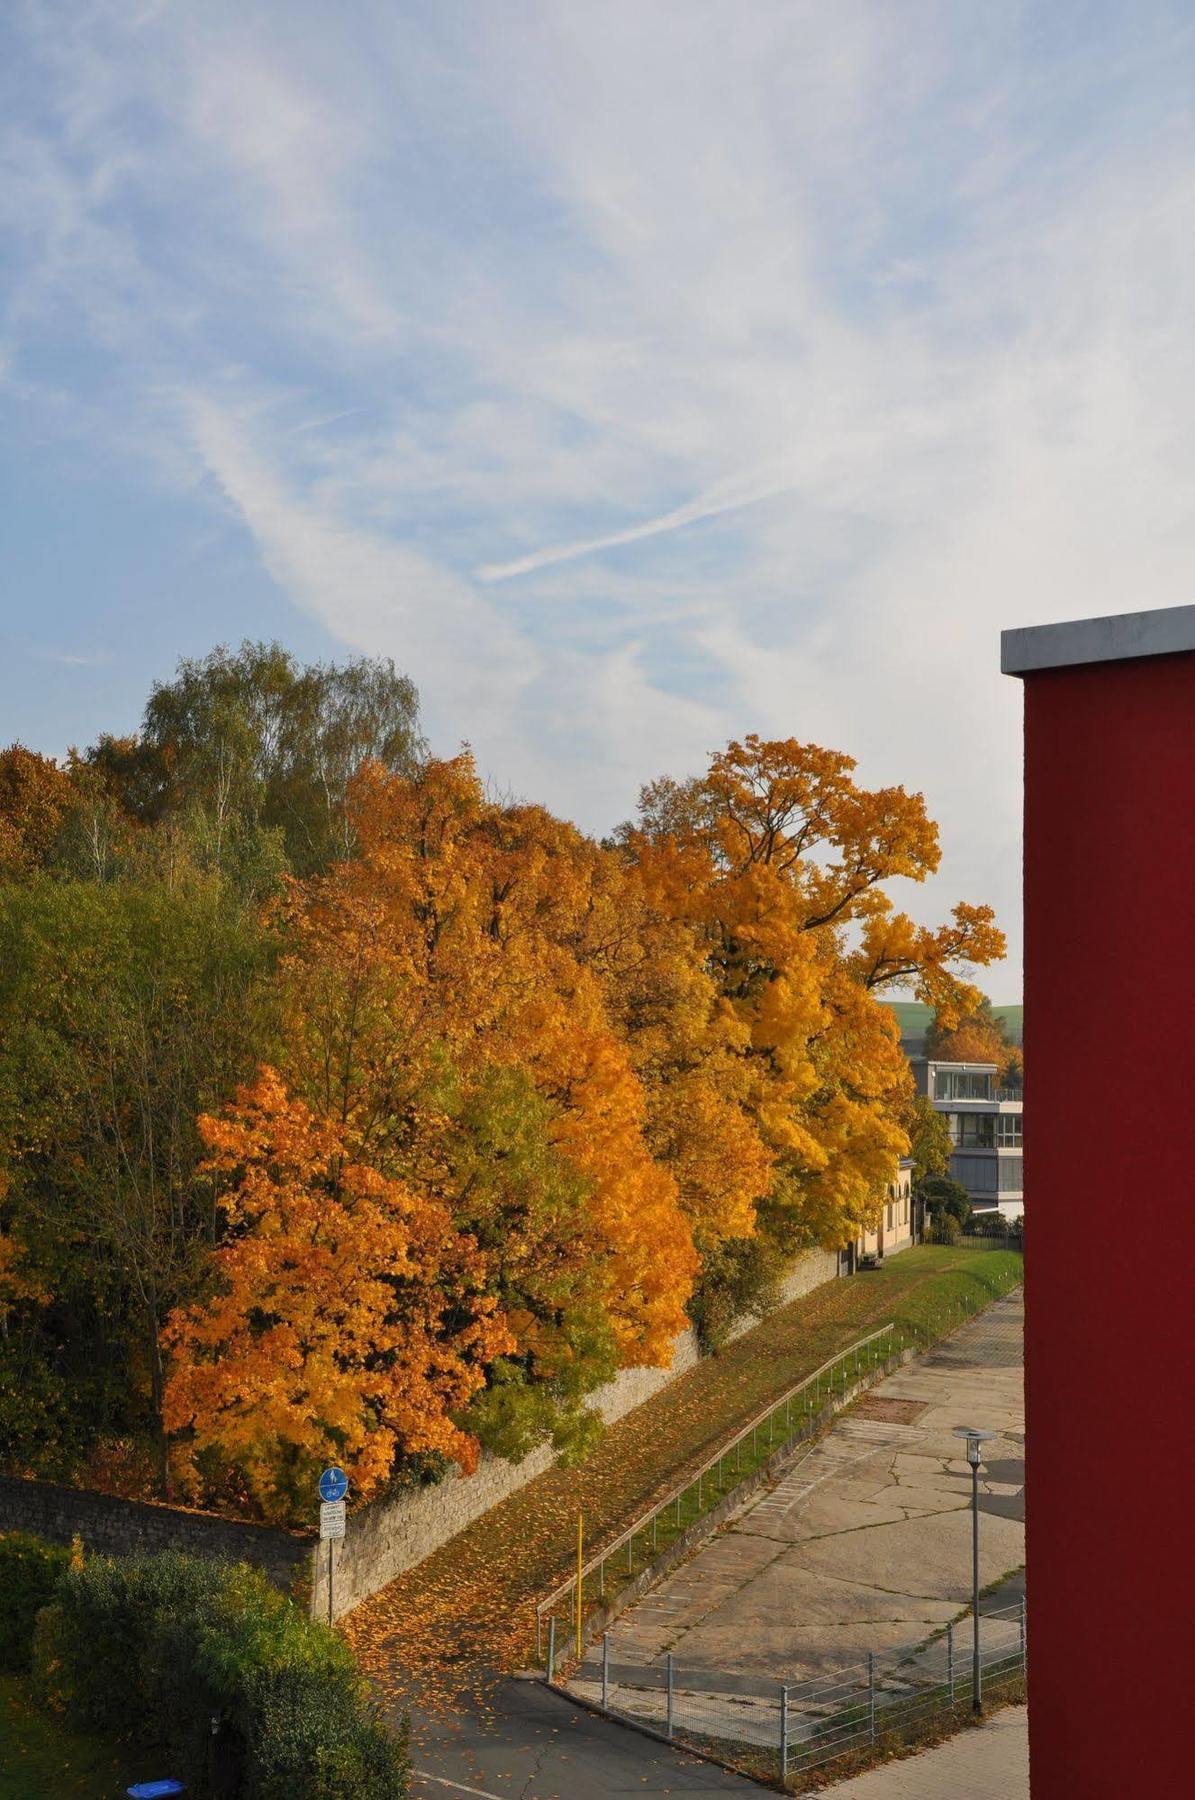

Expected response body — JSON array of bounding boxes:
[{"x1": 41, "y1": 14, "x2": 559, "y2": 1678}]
[{"x1": 318, "y1": 1466, "x2": 349, "y2": 1627}]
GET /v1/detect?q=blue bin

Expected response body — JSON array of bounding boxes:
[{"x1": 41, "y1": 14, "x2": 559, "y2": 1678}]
[{"x1": 126, "y1": 1784, "x2": 185, "y2": 1799}]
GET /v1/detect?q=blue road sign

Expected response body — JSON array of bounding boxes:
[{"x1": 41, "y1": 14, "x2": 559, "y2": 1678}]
[{"x1": 318, "y1": 1465, "x2": 349, "y2": 1503}]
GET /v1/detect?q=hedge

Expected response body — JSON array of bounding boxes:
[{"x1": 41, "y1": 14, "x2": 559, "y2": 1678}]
[
  {"x1": 32, "y1": 1550, "x2": 408, "y2": 1799},
  {"x1": 0, "y1": 1530, "x2": 71, "y2": 1672}
]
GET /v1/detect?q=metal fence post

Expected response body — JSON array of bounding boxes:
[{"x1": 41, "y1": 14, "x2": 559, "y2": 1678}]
[
  {"x1": 1019, "y1": 1596, "x2": 1027, "y2": 1672},
  {"x1": 780, "y1": 1683, "x2": 789, "y2": 1781},
  {"x1": 666, "y1": 1651, "x2": 674, "y2": 1739},
  {"x1": 947, "y1": 1621, "x2": 954, "y2": 1703},
  {"x1": 602, "y1": 1631, "x2": 610, "y2": 1708},
  {"x1": 868, "y1": 1650, "x2": 876, "y2": 1743},
  {"x1": 547, "y1": 1615, "x2": 556, "y2": 1684}
]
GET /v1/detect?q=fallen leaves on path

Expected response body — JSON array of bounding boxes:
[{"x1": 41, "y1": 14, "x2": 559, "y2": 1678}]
[{"x1": 344, "y1": 1248, "x2": 1021, "y2": 1716}]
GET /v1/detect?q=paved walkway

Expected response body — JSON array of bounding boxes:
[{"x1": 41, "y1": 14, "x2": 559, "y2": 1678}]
[
  {"x1": 820, "y1": 1704, "x2": 1027, "y2": 1796},
  {"x1": 583, "y1": 1292, "x2": 1023, "y2": 1693}
]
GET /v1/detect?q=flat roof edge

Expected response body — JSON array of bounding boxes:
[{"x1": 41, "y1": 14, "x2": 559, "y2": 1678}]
[{"x1": 1001, "y1": 603, "x2": 1195, "y2": 675}]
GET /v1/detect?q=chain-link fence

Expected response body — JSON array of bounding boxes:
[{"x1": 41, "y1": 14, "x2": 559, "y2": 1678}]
[{"x1": 554, "y1": 1599, "x2": 1027, "y2": 1786}]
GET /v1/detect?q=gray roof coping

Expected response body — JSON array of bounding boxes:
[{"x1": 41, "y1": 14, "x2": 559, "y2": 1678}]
[{"x1": 1001, "y1": 603, "x2": 1195, "y2": 675}]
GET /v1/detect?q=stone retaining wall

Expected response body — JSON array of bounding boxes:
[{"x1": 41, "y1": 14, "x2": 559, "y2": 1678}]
[
  {"x1": 2, "y1": 1246, "x2": 843, "y2": 1623},
  {"x1": 313, "y1": 1246, "x2": 841, "y2": 1619},
  {"x1": 0, "y1": 1472, "x2": 309, "y2": 1594}
]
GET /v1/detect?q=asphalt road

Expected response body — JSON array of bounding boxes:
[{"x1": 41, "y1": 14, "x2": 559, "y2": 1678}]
[{"x1": 407, "y1": 1678, "x2": 757, "y2": 1799}]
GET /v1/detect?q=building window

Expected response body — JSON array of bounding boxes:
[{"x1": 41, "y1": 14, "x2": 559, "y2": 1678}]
[
  {"x1": 949, "y1": 1113, "x2": 995, "y2": 1148},
  {"x1": 996, "y1": 1114, "x2": 1023, "y2": 1147},
  {"x1": 997, "y1": 1153, "x2": 1023, "y2": 1195},
  {"x1": 934, "y1": 1069, "x2": 994, "y2": 1101}
]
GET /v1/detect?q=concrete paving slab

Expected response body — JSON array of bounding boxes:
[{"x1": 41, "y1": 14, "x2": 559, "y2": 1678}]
[{"x1": 579, "y1": 1289, "x2": 1025, "y2": 1724}]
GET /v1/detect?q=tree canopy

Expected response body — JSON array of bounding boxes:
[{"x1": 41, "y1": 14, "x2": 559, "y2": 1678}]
[{"x1": 0, "y1": 662, "x2": 1004, "y2": 1522}]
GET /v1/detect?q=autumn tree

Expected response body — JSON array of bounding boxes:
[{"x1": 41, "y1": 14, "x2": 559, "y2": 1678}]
[
  {"x1": 0, "y1": 746, "x2": 75, "y2": 875},
  {"x1": 927, "y1": 998, "x2": 1022, "y2": 1087},
  {"x1": 273, "y1": 756, "x2": 699, "y2": 1457},
  {"x1": 163, "y1": 1069, "x2": 511, "y2": 1522},
  {"x1": 623, "y1": 735, "x2": 1004, "y2": 1254}
]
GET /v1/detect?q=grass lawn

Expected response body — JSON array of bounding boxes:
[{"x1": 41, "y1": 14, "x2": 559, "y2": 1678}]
[
  {"x1": 345, "y1": 1244, "x2": 1022, "y2": 1706},
  {"x1": 0, "y1": 1673, "x2": 164, "y2": 1799}
]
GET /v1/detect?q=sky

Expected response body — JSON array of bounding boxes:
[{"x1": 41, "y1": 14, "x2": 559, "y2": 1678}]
[{"x1": 4, "y1": 2, "x2": 1195, "y2": 997}]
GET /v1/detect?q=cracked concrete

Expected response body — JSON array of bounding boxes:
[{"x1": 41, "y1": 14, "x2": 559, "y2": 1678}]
[{"x1": 580, "y1": 1290, "x2": 1024, "y2": 1691}]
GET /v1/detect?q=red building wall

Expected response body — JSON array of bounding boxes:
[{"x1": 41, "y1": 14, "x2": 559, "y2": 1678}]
[{"x1": 1020, "y1": 646, "x2": 1195, "y2": 1796}]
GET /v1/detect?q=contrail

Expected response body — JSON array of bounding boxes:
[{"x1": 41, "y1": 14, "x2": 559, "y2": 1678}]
[{"x1": 476, "y1": 471, "x2": 797, "y2": 582}]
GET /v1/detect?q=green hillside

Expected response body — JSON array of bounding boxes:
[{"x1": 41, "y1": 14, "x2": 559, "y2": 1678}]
[{"x1": 883, "y1": 1000, "x2": 1023, "y2": 1048}]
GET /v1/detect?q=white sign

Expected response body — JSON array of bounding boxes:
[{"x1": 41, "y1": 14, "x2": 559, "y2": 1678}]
[{"x1": 319, "y1": 1499, "x2": 346, "y2": 1540}]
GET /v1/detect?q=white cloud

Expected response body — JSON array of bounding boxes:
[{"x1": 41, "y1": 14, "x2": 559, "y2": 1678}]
[{"x1": 6, "y1": 1, "x2": 1195, "y2": 991}]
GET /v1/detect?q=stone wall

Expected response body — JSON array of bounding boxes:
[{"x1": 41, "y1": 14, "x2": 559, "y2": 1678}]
[
  {"x1": 1, "y1": 1245, "x2": 844, "y2": 1624},
  {"x1": 0, "y1": 1472, "x2": 309, "y2": 1594}
]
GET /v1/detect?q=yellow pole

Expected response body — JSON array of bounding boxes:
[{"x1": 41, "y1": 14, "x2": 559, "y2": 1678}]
[{"x1": 576, "y1": 1512, "x2": 584, "y2": 1660}]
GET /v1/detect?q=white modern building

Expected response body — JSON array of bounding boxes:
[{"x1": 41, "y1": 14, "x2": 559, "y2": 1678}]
[{"x1": 911, "y1": 1058, "x2": 1024, "y2": 1221}]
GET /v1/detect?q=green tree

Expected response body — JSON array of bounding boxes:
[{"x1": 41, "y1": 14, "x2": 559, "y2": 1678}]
[
  {"x1": 908, "y1": 1093, "x2": 952, "y2": 1185},
  {"x1": 96, "y1": 641, "x2": 425, "y2": 874},
  {"x1": 917, "y1": 1174, "x2": 971, "y2": 1226},
  {"x1": 0, "y1": 867, "x2": 277, "y2": 1491}
]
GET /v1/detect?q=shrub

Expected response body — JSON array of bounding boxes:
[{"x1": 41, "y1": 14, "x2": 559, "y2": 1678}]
[
  {"x1": 688, "y1": 1235, "x2": 785, "y2": 1352},
  {"x1": 918, "y1": 1175, "x2": 971, "y2": 1227},
  {"x1": 0, "y1": 1530, "x2": 71, "y2": 1671},
  {"x1": 32, "y1": 1551, "x2": 408, "y2": 1799},
  {"x1": 930, "y1": 1212, "x2": 962, "y2": 1246}
]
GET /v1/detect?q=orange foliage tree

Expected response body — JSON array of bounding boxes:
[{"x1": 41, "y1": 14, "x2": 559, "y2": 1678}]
[
  {"x1": 624, "y1": 736, "x2": 1004, "y2": 1250},
  {"x1": 162, "y1": 1067, "x2": 512, "y2": 1521},
  {"x1": 269, "y1": 752, "x2": 701, "y2": 1368},
  {"x1": 0, "y1": 746, "x2": 75, "y2": 874},
  {"x1": 160, "y1": 734, "x2": 1004, "y2": 1509}
]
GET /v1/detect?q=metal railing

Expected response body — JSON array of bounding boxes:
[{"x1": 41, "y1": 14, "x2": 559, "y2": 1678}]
[
  {"x1": 535, "y1": 1264, "x2": 1024, "y2": 1664},
  {"x1": 559, "y1": 1598, "x2": 1027, "y2": 1785},
  {"x1": 536, "y1": 1323, "x2": 898, "y2": 1659}
]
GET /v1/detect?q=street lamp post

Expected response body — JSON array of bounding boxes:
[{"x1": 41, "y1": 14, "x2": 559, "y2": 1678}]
[{"x1": 954, "y1": 1427, "x2": 997, "y2": 1713}]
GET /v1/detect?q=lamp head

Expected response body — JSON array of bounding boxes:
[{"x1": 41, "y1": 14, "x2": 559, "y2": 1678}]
[{"x1": 953, "y1": 1426, "x2": 997, "y2": 1467}]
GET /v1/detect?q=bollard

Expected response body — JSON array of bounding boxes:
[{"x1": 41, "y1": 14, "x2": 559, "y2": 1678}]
[
  {"x1": 666, "y1": 1651, "x2": 675, "y2": 1739},
  {"x1": 780, "y1": 1683, "x2": 789, "y2": 1781},
  {"x1": 547, "y1": 1615, "x2": 556, "y2": 1684},
  {"x1": 602, "y1": 1632, "x2": 610, "y2": 1708}
]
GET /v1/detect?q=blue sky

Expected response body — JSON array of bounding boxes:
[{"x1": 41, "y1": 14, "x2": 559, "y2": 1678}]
[{"x1": 5, "y1": 1, "x2": 1195, "y2": 994}]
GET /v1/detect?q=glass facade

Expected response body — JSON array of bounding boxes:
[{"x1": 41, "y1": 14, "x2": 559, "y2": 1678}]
[
  {"x1": 934, "y1": 1068, "x2": 994, "y2": 1100},
  {"x1": 949, "y1": 1113, "x2": 996, "y2": 1148}
]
